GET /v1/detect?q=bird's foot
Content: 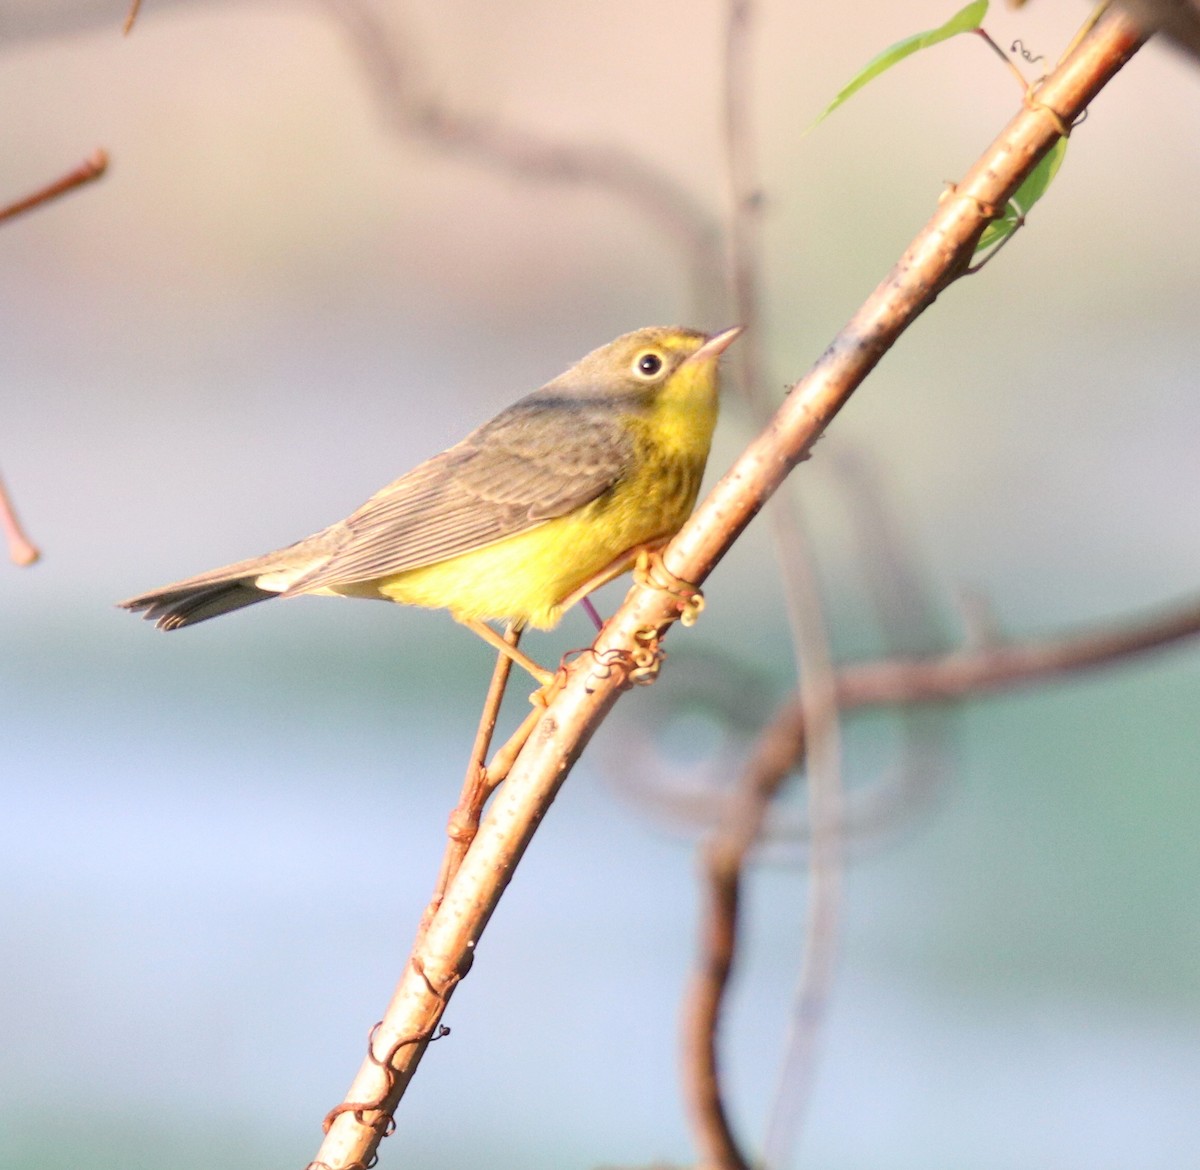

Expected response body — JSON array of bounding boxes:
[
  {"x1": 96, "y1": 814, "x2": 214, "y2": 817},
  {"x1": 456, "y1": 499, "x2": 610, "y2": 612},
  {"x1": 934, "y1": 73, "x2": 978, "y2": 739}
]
[{"x1": 633, "y1": 549, "x2": 705, "y2": 627}]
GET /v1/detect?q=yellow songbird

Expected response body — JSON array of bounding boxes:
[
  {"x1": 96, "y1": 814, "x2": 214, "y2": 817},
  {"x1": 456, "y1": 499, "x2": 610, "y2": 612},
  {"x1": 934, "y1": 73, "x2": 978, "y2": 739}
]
[{"x1": 119, "y1": 325, "x2": 741, "y2": 681}]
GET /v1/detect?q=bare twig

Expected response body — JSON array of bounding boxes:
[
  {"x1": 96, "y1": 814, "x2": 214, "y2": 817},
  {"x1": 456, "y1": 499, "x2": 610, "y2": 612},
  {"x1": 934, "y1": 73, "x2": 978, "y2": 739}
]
[
  {"x1": 836, "y1": 593, "x2": 1200, "y2": 706},
  {"x1": 322, "y1": 0, "x2": 727, "y2": 324},
  {"x1": 760, "y1": 552, "x2": 843, "y2": 1170},
  {"x1": 0, "y1": 150, "x2": 108, "y2": 226},
  {"x1": 678, "y1": 6, "x2": 764, "y2": 1166},
  {"x1": 721, "y1": 590, "x2": 1200, "y2": 846},
  {"x1": 0, "y1": 149, "x2": 109, "y2": 575},
  {"x1": 123, "y1": 0, "x2": 142, "y2": 35},
  {"x1": 721, "y1": 0, "x2": 767, "y2": 414},
  {"x1": 723, "y1": 4, "x2": 848, "y2": 1165},
  {"x1": 0, "y1": 476, "x2": 39, "y2": 566},
  {"x1": 309, "y1": 14, "x2": 1145, "y2": 1169}
]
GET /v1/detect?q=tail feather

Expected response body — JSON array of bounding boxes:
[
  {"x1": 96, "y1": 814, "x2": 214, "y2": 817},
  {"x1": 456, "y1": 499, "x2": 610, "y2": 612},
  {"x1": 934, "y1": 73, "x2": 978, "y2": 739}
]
[{"x1": 119, "y1": 579, "x2": 276, "y2": 630}]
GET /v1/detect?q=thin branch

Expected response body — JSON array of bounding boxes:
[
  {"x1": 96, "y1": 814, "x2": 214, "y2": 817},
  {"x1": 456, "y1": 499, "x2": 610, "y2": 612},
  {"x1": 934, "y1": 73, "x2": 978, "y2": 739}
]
[
  {"x1": 685, "y1": 3, "x2": 846, "y2": 1167},
  {"x1": 721, "y1": 0, "x2": 768, "y2": 414},
  {"x1": 678, "y1": 5, "x2": 763, "y2": 1167},
  {"x1": 123, "y1": 0, "x2": 142, "y2": 35},
  {"x1": 730, "y1": 591, "x2": 1200, "y2": 849},
  {"x1": 308, "y1": 14, "x2": 1145, "y2": 1169},
  {"x1": 611, "y1": 582, "x2": 1200, "y2": 853},
  {"x1": 1, "y1": 150, "x2": 109, "y2": 569},
  {"x1": 0, "y1": 476, "x2": 39, "y2": 566},
  {"x1": 836, "y1": 593, "x2": 1200, "y2": 707},
  {"x1": 322, "y1": 0, "x2": 726, "y2": 324},
  {"x1": 759, "y1": 546, "x2": 843, "y2": 1170},
  {"x1": 727, "y1": 0, "x2": 846, "y2": 1145},
  {"x1": 0, "y1": 150, "x2": 108, "y2": 227}
]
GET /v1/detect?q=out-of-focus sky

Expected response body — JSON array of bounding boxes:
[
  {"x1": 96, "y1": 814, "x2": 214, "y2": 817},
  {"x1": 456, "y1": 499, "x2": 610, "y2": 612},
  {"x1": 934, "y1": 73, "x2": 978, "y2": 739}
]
[{"x1": 2, "y1": 3, "x2": 1199, "y2": 1168}]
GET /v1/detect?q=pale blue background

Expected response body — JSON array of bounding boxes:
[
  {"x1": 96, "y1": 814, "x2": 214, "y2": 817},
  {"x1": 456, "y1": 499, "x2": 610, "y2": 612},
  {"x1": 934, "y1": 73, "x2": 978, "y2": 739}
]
[{"x1": 2, "y1": 2, "x2": 1199, "y2": 1168}]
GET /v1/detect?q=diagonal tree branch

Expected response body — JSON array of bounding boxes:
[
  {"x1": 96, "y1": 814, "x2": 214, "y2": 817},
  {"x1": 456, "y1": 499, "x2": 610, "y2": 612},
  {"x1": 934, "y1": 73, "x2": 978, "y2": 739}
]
[
  {"x1": 308, "y1": 12, "x2": 1145, "y2": 1169},
  {"x1": 0, "y1": 150, "x2": 108, "y2": 226}
]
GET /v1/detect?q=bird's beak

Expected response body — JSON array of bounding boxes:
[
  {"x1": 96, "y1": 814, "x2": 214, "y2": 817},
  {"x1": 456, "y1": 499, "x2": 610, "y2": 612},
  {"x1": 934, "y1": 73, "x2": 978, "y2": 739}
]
[{"x1": 690, "y1": 325, "x2": 744, "y2": 364}]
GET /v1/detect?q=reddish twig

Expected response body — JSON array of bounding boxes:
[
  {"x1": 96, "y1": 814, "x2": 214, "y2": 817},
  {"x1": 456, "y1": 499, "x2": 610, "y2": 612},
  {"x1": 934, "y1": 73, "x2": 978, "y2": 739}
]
[
  {"x1": 0, "y1": 150, "x2": 108, "y2": 227},
  {"x1": 0, "y1": 476, "x2": 39, "y2": 566},
  {"x1": 1, "y1": 150, "x2": 109, "y2": 569}
]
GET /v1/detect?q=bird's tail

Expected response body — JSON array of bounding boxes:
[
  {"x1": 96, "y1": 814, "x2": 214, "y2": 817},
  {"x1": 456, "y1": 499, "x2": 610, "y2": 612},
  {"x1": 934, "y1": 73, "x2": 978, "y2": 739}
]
[{"x1": 118, "y1": 577, "x2": 277, "y2": 630}]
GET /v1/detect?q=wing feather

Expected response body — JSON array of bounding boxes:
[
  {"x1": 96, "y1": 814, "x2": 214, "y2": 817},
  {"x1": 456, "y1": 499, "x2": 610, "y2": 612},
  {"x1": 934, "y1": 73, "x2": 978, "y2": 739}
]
[{"x1": 288, "y1": 394, "x2": 635, "y2": 592}]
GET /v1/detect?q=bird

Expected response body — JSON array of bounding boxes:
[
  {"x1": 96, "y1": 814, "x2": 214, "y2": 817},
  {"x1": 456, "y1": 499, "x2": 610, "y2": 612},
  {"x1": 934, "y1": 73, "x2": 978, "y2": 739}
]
[{"x1": 119, "y1": 324, "x2": 742, "y2": 682}]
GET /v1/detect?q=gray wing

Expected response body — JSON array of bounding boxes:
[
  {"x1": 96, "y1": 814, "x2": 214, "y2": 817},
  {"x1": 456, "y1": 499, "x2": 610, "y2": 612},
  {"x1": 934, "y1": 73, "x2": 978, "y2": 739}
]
[{"x1": 289, "y1": 394, "x2": 636, "y2": 591}]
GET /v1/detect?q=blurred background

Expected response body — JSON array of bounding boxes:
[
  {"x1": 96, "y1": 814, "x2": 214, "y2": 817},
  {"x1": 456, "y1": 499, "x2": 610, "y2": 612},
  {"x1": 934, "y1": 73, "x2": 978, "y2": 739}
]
[{"x1": 2, "y1": 1, "x2": 1199, "y2": 1167}]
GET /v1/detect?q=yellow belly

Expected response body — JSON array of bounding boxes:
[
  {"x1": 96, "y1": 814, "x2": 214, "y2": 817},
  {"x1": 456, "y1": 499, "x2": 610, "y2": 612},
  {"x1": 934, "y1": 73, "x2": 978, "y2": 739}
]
[{"x1": 337, "y1": 452, "x2": 703, "y2": 629}]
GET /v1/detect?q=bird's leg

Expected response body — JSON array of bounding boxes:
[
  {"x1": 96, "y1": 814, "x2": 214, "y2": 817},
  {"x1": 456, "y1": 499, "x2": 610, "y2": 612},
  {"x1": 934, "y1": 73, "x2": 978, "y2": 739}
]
[
  {"x1": 580, "y1": 596, "x2": 605, "y2": 631},
  {"x1": 556, "y1": 539, "x2": 670, "y2": 617},
  {"x1": 460, "y1": 617, "x2": 556, "y2": 687},
  {"x1": 423, "y1": 622, "x2": 522, "y2": 936}
]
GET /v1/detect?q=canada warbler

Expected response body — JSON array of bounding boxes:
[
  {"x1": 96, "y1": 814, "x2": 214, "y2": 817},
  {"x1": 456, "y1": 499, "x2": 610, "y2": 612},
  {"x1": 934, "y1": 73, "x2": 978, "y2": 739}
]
[{"x1": 119, "y1": 325, "x2": 741, "y2": 680}]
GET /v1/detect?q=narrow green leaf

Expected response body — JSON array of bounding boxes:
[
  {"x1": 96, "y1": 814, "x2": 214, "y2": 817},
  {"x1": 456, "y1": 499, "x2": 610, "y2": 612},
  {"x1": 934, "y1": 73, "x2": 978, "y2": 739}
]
[
  {"x1": 974, "y1": 137, "x2": 1068, "y2": 253},
  {"x1": 808, "y1": 0, "x2": 989, "y2": 130}
]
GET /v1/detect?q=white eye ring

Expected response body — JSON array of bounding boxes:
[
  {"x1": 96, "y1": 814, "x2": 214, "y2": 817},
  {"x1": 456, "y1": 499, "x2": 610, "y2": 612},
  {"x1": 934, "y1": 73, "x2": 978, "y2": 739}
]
[{"x1": 633, "y1": 350, "x2": 665, "y2": 378}]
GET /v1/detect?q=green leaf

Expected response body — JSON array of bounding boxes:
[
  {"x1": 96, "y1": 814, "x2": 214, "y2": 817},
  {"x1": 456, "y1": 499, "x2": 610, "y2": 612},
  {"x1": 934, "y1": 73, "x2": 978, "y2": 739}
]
[
  {"x1": 974, "y1": 137, "x2": 1068, "y2": 253},
  {"x1": 808, "y1": 0, "x2": 989, "y2": 131}
]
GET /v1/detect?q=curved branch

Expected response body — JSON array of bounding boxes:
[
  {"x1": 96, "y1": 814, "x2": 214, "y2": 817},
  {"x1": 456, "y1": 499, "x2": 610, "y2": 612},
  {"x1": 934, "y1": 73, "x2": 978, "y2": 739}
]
[
  {"x1": 323, "y1": 0, "x2": 726, "y2": 322},
  {"x1": 681, "y1": 586, "x2": 1200, "y2": 1162}
]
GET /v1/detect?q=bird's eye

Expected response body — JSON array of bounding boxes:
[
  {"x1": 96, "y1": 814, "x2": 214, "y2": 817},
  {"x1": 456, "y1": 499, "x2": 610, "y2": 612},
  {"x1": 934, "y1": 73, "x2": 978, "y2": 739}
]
[{"x1": 634, "y1": 351, "x2": 664, "y2": 378}]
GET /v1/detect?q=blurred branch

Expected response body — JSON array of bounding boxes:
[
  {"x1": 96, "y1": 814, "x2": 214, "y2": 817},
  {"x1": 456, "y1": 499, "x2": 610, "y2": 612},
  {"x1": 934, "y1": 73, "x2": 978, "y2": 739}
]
[
  {"x1": 322, "y1": 0, "x2": 726, "y2": 323},
  {"x1": 0, "y1": 149, "x2": 108, "y2": 226},
  {"x1": 721, "y1": 0, "x2": 767, "y2": 416},
  {"x1": 724, "y1": 589, "x2": 1200, "y2": 846},
  {"x1": 1114, "y1": 0, "x2": 1200, "y2": 60},
  {"x1": 1, "y1": 149, "x2": 109, "y2": 568},
  {"x1": 684, "y1": 3, "x2": 845, "y2": 1168},
  {"x1": 309, "y1": 12, "x2": 1145, "y2": 1169},
  {"x1": 835, "y1": 592, "x2": 1200, "y2": 705},
  {"x1": 687, "y1": 565, "x2": 1200, "y2": 1166},
  {"x1": 123, "y1": 0, "x2": 142, "y2": 35},
  {"x1": 679, "y1": 4, "x2": 770, "y2": 1164},
  {"x1": 0, "y1": 476, "x2": 39, "y2": 566},
  {"x1": 599, "y1": 449, "x2": 953, "y2": 851}
]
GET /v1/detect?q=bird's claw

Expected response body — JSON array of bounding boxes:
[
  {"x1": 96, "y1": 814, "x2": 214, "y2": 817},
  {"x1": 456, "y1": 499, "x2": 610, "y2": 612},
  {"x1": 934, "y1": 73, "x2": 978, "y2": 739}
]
[{"x1": 633, "y1": 549, "x2": 705, "y2": 627}]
